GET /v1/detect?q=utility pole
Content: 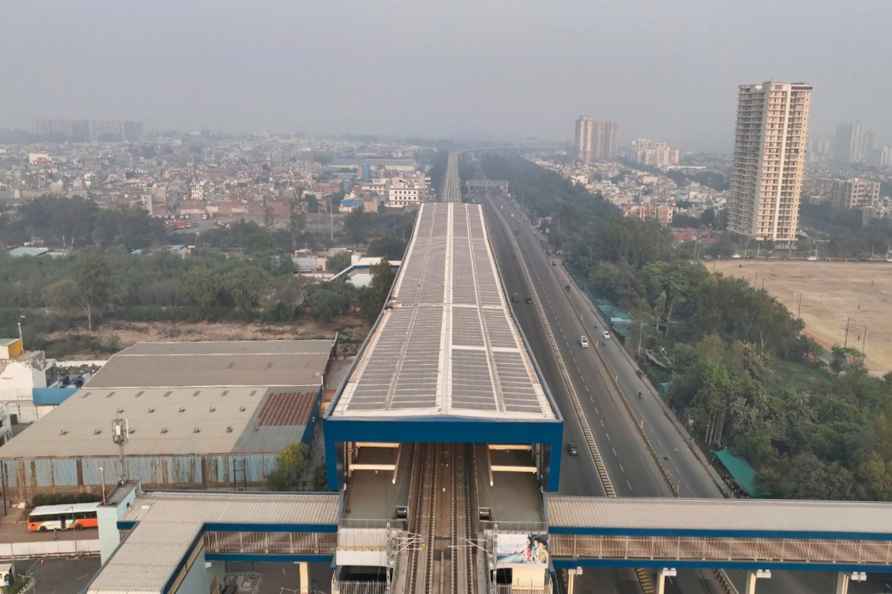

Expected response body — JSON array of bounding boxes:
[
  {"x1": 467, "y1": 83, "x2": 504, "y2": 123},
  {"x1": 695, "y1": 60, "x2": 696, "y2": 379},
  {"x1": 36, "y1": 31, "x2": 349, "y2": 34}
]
[
  {"x1": 863, "y1": 327, "x2": 869, "y2": 355},
  {"x1": 844, "y1": 317, "x2": 852, "y2": 348},
  {"x1": 797, "y1": 292, "x2": 802, "y2": 319}
]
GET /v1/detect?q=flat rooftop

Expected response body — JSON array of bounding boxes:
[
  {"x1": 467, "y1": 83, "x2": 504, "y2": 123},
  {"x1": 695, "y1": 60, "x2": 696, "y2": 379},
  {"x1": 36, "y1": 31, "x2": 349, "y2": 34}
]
[
  {"x1": 0, "y1": 387, "x2": 318, "y2": 457},
  {"x1": 89, "y1": 490, "x2": 339, "y2": 594},
  {"x1": 87, "y1": 339, "x2": 334, "y2": 388},
  {"x1": 546, "y1": 496, "x2": 892, "y2": 535},
  {"x1": 332, "y1": 203, "x2": 555, "y2": 421},
  {"x1": 0, "y1": 339, "x2": 334, "y2": 458}
]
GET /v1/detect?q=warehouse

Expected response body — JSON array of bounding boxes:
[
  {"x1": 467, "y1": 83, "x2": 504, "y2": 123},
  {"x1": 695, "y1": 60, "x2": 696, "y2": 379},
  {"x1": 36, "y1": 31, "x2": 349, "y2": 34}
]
[{"x1": 0, "y1": 339, "x2": 335, "y2": 502}]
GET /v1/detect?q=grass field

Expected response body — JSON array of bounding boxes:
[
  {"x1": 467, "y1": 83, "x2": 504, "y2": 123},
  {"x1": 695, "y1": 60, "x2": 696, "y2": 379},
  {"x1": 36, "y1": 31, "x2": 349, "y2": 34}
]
[{"x1": 712, "y1": 260, "x2": 892, "y2": 375}]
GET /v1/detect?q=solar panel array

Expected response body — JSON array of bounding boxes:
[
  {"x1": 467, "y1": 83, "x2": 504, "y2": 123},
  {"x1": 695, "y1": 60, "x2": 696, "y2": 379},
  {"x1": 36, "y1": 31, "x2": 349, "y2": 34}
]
[{"x1": 335, "y1": 203, "x2": 555, "y2": 420}]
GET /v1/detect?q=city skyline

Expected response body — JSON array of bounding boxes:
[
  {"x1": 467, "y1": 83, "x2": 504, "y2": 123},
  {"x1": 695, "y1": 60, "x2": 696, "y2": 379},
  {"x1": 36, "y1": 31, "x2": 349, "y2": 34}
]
[{"x1": 2, "y1": 1, "x2": 891, "y2": 151}]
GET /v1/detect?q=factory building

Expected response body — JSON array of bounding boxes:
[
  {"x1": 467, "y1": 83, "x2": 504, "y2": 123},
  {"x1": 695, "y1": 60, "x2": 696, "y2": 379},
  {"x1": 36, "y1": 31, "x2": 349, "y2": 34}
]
[{"x1": 0, "y1": 339, "x2": 335, "y2": 502}]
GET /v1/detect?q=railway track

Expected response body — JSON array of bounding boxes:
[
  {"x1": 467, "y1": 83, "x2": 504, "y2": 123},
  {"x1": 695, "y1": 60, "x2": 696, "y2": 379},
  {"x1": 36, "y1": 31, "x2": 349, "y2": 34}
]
[{"x1": 401, "y1": 444, "x2": 480, "y2": 594}]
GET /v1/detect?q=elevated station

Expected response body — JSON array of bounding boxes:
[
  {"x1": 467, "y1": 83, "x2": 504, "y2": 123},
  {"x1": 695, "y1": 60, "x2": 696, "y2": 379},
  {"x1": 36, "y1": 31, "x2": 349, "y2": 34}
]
[
  {"x1": 325, "y1": 202, "x2": 563, "y2": 593},
  {"x1": 325, "y1": 202, "x2": 562, "y2": 490}
]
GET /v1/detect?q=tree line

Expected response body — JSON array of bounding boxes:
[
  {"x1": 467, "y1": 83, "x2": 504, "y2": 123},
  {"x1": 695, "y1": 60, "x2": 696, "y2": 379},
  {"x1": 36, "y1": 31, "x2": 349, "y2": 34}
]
[
  {"x1": 479, "y1": 153, "x2": 892, "y2": 501},
  {"x1": 0, "y1": 247, "x2": 397, "y2": 357}
]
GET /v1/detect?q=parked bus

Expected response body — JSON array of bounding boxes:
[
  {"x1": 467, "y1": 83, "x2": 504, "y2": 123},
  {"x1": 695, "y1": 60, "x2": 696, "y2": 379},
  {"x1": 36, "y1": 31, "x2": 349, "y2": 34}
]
[{"x1": 27, "y1": 502, "x2": 100, "y2": 532}]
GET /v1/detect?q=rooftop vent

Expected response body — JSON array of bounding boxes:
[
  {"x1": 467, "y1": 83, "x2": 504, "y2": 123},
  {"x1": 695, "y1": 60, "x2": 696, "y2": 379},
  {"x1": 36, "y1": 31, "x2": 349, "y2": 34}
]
[
  {"x1": 59, "y1": 429, "x2": 68, "y2": 436},
  {"x1": 135, "y1": 391, "x2": 144, "y2": 398},
  {"x1": 250, "y1": 390, "x2": 257, "y2": 397},
  {"x1": 128, "y1": 427, "x2": 136, "y2": 434},
  {"x1": 239, "y1": 406, "x2": 246, "y2": 412},
  {"x1": 265, "y1": 362, "x2": 273, "y2": 369},
  {"x1": 225, "y1": 426, "x2": 233, "y2": 433},
  {"x1": 116, "y1": 408, "x2": 124, "y2": 414},
  {"x1": 93, "y1": 428, "x2": 102, "y2": 435},
  {"x1": 227, "y1": 361, "x2": 235, "y2": 369},
  {"x1": 221, "y1": 390, "x2": 229, "y2": 397},
  {"x1": 209, "y1": 406, "x2": 216, "y2": 413},
  {"x1": 178, "y1": 407, "x2": 186, "y2": 413},
  {"x1": 193, "y1": 426, "x2": 200, "y2": 433},
  {"x1": 81, "y1": 392, "x2": 91, "y2": 399},
  {"x1": 160, "y1": 427, "x2": 168, "y2": 434},
  {"x1": 193, "y1": 390, "x2": 200, "y2": 397},
  {"x1": 105, "y1": 391, "x2": 116, "y2": 398},
  {"x1": 148, "y1": 408, "x2": 155, "y2": 413},
  {"x1": 163, "y1": 391, "x2": 173, "y2": 398}
]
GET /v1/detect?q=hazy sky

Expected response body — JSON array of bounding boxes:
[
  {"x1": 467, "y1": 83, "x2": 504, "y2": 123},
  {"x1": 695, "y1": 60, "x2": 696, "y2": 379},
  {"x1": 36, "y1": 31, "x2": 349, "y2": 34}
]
[{"x1": 2, "y1": 1, "x2": 890, "y2": 151}]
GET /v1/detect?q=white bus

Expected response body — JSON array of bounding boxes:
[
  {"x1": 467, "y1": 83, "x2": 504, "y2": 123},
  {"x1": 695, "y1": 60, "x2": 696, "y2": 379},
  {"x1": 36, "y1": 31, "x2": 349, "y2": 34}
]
[{"x1": 27, "y1": 502, "x2": 100, "y2": 532}]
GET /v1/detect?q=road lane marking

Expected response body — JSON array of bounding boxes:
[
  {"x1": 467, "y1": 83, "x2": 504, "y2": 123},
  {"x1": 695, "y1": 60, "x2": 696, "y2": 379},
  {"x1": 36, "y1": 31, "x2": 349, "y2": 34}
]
[
  {"x1": 626, "y1": 480, "x2": 633, "y2": 492},
  {"x1": 612, "y1": 447, "x2": 618, "y2": 457},
  {"x1": 619, "y1": 463, "x2": 625, "y2": 473},
  {"x1": 605, "y1": 432, "x2": 611, "y2": 441}
]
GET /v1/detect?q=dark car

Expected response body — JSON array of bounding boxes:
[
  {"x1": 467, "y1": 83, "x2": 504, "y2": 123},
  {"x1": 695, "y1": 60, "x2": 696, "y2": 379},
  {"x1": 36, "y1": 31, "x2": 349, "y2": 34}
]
[{"x1": 567, "y1": 443, "x2": 578, "y2": 456}]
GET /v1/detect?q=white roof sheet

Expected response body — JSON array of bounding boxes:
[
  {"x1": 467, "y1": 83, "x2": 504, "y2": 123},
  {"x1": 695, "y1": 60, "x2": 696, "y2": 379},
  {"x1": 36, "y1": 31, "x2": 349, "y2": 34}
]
[
  {"x1": 332, "y1": 203, "x2": 555, "y2": 421},
  {"x1": 546, "y1": 496, "x2": 892, "y2": 534},
  {"x1": 88, "y1": 491, "x2": 339, "y2": 594}
]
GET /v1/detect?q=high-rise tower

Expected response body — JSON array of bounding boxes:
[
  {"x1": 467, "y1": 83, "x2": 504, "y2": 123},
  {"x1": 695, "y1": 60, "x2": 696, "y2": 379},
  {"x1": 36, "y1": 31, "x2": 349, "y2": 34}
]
[{"x1": 728, "y1": 81, "x2": 812, "y2": 242}]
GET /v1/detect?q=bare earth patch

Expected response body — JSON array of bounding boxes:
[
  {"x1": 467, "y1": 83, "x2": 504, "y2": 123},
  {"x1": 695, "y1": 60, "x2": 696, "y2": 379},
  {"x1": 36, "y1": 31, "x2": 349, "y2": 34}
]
[
  {"x1": 47, "y1": 317, "x2": 369, "y2": 359},
  {"x1": 712, "y1": 260, "x2": 892, "y2": 375}
]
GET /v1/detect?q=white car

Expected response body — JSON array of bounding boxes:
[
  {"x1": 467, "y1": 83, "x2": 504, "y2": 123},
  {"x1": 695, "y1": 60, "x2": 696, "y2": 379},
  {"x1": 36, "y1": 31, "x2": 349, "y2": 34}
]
[
  {"x1": 579, "y1": 335, "x2": 589, "y2": 348},
  {"x1": 602, "y1": 331, "x2": 610, "y2": 340}
]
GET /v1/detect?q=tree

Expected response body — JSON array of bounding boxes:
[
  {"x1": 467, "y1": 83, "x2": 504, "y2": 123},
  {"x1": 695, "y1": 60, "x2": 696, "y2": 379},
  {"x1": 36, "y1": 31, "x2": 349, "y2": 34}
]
[
  {"x1": 360, "y1": 259, "x2": 397, "y2": 322},
  {"x1": 74, "y1": 251, "x2": 112, "y2": 331},
  {"x1": 224, "y1": 265, "x2": 270, "y2": 315},
  {"x1": 44, "y1": 279, "x2": 81, "y2": 315},
  {"x1": 267, "y1": 443, "x2": 309, "y2": 490},
  {"x1": 179, "y1": 266, "x2": 222, "y2": 315},
  {"x1": 326, "y1": 251, "x2": 352, "y2": 273}
]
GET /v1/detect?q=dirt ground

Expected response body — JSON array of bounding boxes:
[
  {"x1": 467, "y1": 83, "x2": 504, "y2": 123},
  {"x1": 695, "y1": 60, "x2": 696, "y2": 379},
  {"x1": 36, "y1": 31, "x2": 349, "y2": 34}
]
[
  {"x1": 712, "y1": 260, "x2": 892, "y2": 375},
  {"x1": 47, "y1": 317, "x2": 370, "y2": 359}
]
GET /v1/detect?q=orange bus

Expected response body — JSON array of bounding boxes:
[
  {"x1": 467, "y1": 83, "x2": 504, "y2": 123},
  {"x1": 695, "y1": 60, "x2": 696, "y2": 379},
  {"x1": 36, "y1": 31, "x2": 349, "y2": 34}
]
[{"x1": 27, "y1": 502, "x2": 100, "y2": 532}]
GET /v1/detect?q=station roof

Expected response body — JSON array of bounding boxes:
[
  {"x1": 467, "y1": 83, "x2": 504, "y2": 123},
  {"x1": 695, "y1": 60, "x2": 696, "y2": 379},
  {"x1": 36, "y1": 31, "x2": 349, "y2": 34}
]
[
  {"x1": 331, "y1": 203, "x2": 556, "y2": 421},
  {"x1": 88, "y1": 490, "x2": 339, "y2": 594},
  {"x1": 86, "y1": 339, "x2": 334, "y2": 388},
  {"x1": 546, "y1": 496, "x2": 892, "y2": 536}
]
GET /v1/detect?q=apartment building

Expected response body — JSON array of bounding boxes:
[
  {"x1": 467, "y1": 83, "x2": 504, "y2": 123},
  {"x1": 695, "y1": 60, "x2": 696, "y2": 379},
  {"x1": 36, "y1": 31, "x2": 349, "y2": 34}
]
[
  {"x1": 831, "y1": 178, "x2": 880, "y2": 210},
  {"x1": 628, "y1": 139, "x2": 680, "y2": 168},
  {"x1": 728, "y1": 81, "x2": 812, "y2": 242},
  {"x1": 574, "y1": 116, "x2": 618, "y2": 163}
]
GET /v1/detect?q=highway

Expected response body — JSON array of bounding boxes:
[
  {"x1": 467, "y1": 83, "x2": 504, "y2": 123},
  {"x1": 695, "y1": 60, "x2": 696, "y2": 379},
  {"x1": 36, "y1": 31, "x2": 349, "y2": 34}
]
[{"x1": 480, "y1": 185, "x2": 838, "y2": 594}]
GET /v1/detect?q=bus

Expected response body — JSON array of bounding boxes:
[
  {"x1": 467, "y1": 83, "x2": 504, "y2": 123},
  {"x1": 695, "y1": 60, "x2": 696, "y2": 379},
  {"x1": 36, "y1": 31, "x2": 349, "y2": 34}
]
[{"x1": 27, "y1": 502, "x2": 100, "y2": 532}]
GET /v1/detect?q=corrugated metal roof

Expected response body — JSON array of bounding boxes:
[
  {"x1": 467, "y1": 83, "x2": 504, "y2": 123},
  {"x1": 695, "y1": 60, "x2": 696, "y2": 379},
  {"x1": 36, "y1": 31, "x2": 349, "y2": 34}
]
[
  {"x1": 89, "y1": 491, "x2": 339, "y2": 594},
  {"x1": 0, "y1": 385, "x2": 318, "y2": 458},
  {"x1": 546, "y1": 496, "x2": 892, "y2": 534},
  {"x1": 85, "y1": 339, "x2": 333, "y2": 389},
  {"x1": 256, "y1": 392, "x2": 315, "y2": 427}
]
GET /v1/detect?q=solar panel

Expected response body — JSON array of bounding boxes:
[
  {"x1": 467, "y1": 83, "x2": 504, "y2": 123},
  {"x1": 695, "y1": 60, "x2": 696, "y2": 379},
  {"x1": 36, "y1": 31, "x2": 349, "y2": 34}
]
[
  {"x1": 452, "y1": 306, "x2": 484, "y2": 347},
  {"x1": 336, "y1": 203, "x2": 554, "y2": 420}
]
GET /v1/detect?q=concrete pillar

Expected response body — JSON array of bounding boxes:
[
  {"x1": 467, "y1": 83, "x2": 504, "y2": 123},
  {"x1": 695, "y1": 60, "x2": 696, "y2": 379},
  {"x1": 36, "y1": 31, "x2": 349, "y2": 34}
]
[
  {"x1": 298, "y1": 562, "x2": 309, "y2": 594},
  {"x1": 567, "y1": 569, "x2": 576, "y2": 594},
  {"x1": 835, "y1": 572, "x2": 850, "y2": 594}
]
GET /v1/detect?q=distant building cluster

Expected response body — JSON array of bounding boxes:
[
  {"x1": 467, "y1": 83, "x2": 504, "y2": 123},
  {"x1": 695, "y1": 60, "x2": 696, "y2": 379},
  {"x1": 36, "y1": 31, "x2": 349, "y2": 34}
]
[
  {"x1": 32, "y1": 118, "x2": 144, "y2": 143},
  {"x1": 626, "y1": 139, "x2": 680, "y2": 168},
  {"x1": 728, "y1": 81, "x2": 812, "y2": 242},
  {"x1": 0, "y1": 136, "x2": 434, "y2": 237},
  {"x1": 574, "y1": 116, "x2": 618, "y2": 164}
]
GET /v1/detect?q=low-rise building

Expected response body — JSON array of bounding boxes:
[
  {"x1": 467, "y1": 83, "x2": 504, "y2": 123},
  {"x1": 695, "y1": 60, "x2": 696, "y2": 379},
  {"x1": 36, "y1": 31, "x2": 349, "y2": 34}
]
[
  {"x1": 0, "y1": 339, "x2": 336, "y2": 501},
  {"x1": 0, "y1": 338, "x2": 49, "y2": 423}
]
